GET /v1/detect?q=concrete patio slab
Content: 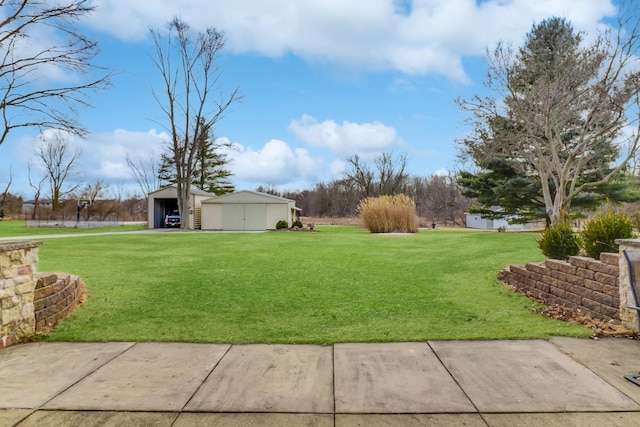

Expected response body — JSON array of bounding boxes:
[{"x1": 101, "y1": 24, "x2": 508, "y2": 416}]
[
  {"x1": 429, "y1": 340, "x2": 640, "y2": 413},
  {"x1": 18, "y1": 411, "x2": 178, "y2": 427},
  {"x1": 43, "y1": 343, "x2": 230, "y2": 411},
  {"x1": 0, "y1": 410, "x2": 32, "y2": 426},
  {"x1": 0, "y1": 342, "x2": 133, "y2": 408},
  {"x1": 333, "y1": 342, "x2": 476, "y2": 414},
  {"x1": 335, "y1": 414, "x2": 487, "y2": 426},
  {"x1": 482, "y1": 412, "x2": 640, "y2": 426},
  {"x1": 17, "y1": 411, "x2": 178, "y2": 426},
  {"x1": 185, "y1": 344, "x2": 333, "y2": 413},
  {"x1": 174, "y1": 413, "x2": 333, "y2": 426},
  {"x1": 550, "y1": 337, "x2": 640, "y2": 404}
]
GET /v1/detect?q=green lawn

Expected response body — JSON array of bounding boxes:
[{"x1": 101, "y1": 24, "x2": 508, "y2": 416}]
[
  {"x1": 0, "y1": 219, "x2": 147, "y2": 237},
  {"x1": 8, "y1": 223, "x2": 591, "y2": 343}
]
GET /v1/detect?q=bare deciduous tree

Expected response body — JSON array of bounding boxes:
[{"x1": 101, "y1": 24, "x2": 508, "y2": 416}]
[
  {"x1": 345, "y1": 152, "x2": 408, "y2": 198},
  {"x1": 404, "y1": 175, "x2": 471, "y2": 226},
  {"x1": 345, "y1": 154, "x2": 375, "y2": 198},
  {"x1": 150, "y1": 18, "x2": 241, "y2": 229},
  {"x1": 36, "y1": 133, "x2": 81, "y2": 210},
  {"x1": 458, "y1": 7, "x2": 640, "y2": 224},
  {"x1": 75, "y1": 179, "x2": 106, "y2": 204},
  {"x1": 376, "y1": 152, "x2": 408, "y2": 196},
  {"x1": 27, "y1": 162, "x2": 45, "y2": 219},
  {"x1": 0, "y1": 0, "x2": 111, "y2": 146},
  {"x1": 126, "y1": 153, "x2": 160, "y2": 198},
  {"x1": 0, "y1": 167, "x2": 12, "y2": 216}
]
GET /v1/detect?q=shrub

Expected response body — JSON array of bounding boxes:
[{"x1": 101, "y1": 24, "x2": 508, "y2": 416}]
[
  {"x1": 292, "y1": 220, "x2": 303, "y2": 228},
  {"x1": 580, "y1": 206, "x2": 635, "y2": 259},
  {"x1": 276, "y1": 220, "x2": 289, "y2": 229},
  {"x1": 536, "y1": 222, "x2": 580, "y2": 260},
  {"x1": 359, "y1": 194, "x2": 419, "y2": 233}
]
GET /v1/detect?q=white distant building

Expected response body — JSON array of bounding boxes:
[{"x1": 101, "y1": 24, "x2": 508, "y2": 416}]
[{"x1": 465, "y1": 206, "x2": 537, "y2": 230}]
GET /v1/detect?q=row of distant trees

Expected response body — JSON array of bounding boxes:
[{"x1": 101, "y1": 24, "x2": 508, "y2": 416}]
[
  {"x1": 2, "y1": 148, "x2": 469, "y2": 226},
  {"x1": 259, "y1": 152, "x2": 472, "y2": 226}
]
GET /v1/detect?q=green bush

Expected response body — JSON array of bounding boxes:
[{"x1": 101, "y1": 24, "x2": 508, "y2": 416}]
[
  {"x1": 580, "y1": 206, "x2": 635, "y2": 259},
  {"x1": 275, "y1": 220, "x2": 289, "y2": 229},
  {"x1": 536, "y1": 222, "x2": 580, "y2": 260},
  {"x1": 292, "y1": 220, "x2": 303, "y2": 228},
  {"x1": 359, "y1": 194, "x2": 418, "y2": 233}
]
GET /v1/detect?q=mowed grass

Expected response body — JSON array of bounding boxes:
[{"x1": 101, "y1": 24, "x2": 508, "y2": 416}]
[
  {"x1": 27, "y1": 225, "x2": 590, "y2": 344},
  {"x1": 0, "y1": 220, "x2": 146, "y2": 237}
]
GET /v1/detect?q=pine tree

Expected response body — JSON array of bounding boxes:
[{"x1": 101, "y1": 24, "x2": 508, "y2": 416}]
[
  {"x1": 157, "y1": 120, "x2": 235, "y2": 195},
  {"x1": 458, "y1": 13, "x2": 640, "y2": 224}
]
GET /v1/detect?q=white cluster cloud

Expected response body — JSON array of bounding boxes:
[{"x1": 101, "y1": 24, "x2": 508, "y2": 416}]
[
  {"x1": 288, "y1": 114, "x2": 400, "y2": 155},
  {"x1": 222, "y1": 138, "x2": 324, "y2": 188},
  {"x1": 87, "y1": 0, "x2": 616, "y2": 82},
  {"x1": 218, "y1": 114, "x2": 402, "y2": 188},
  {"x1": 80, "y1": 129, "x2": 170, "y2": 181}
]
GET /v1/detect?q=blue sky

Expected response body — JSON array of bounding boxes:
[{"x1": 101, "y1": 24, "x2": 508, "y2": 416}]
[{"x1": 0, "y1": 0, "x2": 621, "y2": 199}]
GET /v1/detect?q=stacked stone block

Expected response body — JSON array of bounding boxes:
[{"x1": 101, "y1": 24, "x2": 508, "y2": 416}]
[
  {"x1": 498, "y1": 253, "x2": 620, "y2": 322},
  {"x1": 34, "y1": 273, "x2": 86, "y2": 331},
  {"x1": 0, "y1": 241, "x2": 41, "y2": 348}
]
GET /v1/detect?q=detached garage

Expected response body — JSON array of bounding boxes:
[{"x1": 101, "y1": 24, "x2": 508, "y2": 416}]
[
  {"x1": 201, "y1": 190, "x2": 299, "y2": 231},
  {"x1": 147, "y1": 186, "x2": 216, "y2": 229}
]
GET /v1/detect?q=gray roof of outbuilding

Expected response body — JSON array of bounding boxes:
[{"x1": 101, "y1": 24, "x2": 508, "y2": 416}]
[
  {"x1": 202, "y1": 190, "x2": 295, "y2": 204},
  {"x1": 148, "y1": 185, "x2": 216, "y2": 197}
]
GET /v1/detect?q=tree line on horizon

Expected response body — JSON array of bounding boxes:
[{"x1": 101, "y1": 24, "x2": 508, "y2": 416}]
[{"x1": 1, "y1": 149, "x2": 472, "y2": 226}]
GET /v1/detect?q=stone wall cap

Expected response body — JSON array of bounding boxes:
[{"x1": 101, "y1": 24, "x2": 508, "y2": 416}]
[
  {"x1": 615, "y1": 239, "x2": 640, "y2": 248},
  {"x1": 0, "y1": 241, "x2": 43, "y2": 251}
]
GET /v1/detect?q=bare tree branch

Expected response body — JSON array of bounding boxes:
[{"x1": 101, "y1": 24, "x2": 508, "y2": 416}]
[
  {"x1": 0, "y1": 0, "x2": 112, "y2": 145},
  {"x1": 126, "y1": 153, "x2": 160, "y2": 198}
]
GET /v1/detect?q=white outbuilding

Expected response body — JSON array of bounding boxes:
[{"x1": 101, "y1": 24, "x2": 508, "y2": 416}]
[
  {"x1": 147, "y1": 186, "x2": 216, "y2": 229},
  {"x1": 201, "y1": 190, "x2": 299, "y2": 231},
  {"x1": 465, "y1": 206, "x2": 537, "y2": 230}
]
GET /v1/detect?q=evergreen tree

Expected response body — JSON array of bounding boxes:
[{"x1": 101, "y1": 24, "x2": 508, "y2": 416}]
[
  {"x1": 458, "y1": 159, "x2": 640, "y2": 224},
  {"x1": 157, "y1": 152, "x2": 177, "y2": 188},
  {"x1": 457, "y1": 13, "x2": 640, "y2": 224},
  {"x1": 157, "y1": 120, "x2": 235, "y2": 195}
]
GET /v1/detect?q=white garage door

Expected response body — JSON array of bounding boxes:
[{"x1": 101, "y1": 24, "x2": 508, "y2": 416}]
[
  {"x1": 222, "y1": 204, "x2": 266, "y2": 231},
  {"x1": 244, "y1": 204, "x2": 266, "y2": 230}
]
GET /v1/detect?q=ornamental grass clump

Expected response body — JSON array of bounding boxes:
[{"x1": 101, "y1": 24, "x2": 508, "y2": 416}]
[{"x1": 359, "y1": 194, "x2": 419, "y2": 233}]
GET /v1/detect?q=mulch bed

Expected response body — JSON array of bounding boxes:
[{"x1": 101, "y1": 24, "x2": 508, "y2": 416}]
[{"x1": 503, "y1": 282, "x2": 639, "y2": 340}]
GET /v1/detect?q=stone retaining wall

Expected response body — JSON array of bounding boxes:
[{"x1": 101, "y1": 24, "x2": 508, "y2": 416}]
[
  {"x1": 1, "y1": 241, "x2": 85, "y2": 349},
  {"x1": 0, "y1": 241, "x2": 42, "y2": 348},
  {"x1": 34, "y1": 273, "x2": 86, "y2": 332},
  {"x1": 498, "y1": 253, "x2": 621, "y2": 323}
]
